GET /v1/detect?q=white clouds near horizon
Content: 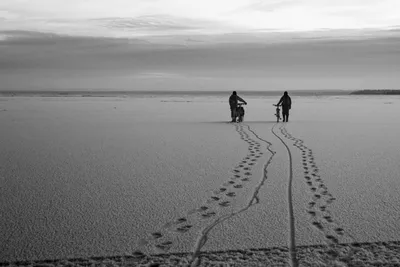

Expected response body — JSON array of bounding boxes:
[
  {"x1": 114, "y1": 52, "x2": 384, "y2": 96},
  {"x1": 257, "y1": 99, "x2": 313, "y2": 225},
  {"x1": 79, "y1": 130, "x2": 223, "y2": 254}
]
[{"x1": 0, "y1": 0, "x2": 400, "y2": 37}]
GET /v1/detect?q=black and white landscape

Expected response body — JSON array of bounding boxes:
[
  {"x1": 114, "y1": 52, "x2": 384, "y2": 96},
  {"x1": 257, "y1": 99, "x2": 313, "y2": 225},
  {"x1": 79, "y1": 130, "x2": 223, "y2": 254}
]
[{"x1": 1, "y1": 1, "x2": 400, "y2": 266}]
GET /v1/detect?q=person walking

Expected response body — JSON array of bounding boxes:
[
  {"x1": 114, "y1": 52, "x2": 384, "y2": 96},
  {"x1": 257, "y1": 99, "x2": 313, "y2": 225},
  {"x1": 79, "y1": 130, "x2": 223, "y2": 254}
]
[
  {"x1": 276, "y1": 91, "x2": 292, "y2": 122},
  {"x1": 229, "y1": 91, "x2": 247, "y2": 122}
]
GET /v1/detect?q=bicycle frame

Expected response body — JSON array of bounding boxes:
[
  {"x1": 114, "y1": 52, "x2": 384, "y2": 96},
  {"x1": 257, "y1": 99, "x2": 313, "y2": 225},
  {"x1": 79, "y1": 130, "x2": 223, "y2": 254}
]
[{"x1": 273, "y1": 104, "x2": 281, "y2": 122}]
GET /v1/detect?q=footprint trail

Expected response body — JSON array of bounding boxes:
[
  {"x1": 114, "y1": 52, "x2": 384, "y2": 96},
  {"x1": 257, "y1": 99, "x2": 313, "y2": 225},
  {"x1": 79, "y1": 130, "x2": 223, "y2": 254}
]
[
  {"x1": 136, "y1": 123, "x2": 276, "y2": 267},
  {"x1": 279, "y1": 123, "x2": 358, "y2": 265},
  {"x1": 189, "y1": 123, "x2": 276, "y2": 266}
]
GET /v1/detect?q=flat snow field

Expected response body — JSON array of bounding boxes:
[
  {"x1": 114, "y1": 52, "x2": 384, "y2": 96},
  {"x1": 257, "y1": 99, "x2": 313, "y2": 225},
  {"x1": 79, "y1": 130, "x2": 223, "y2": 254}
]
[{"x1": 1, "y1": 95, "x2": 400, "y2": 266}]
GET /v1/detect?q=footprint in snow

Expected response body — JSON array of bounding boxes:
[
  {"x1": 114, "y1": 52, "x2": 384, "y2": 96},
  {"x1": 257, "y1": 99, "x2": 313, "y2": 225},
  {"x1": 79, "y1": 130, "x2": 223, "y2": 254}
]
[
  {"x1": 226, "y1": 192, "x2": 236, "y2": 197},
  {"x1": 133, "y1": 251, "x2": 146, "y2": 259},
  {"x1": 155, "y1": 241, "x2": 173, "y2": 251},
  {"x1": 335, "y1": 228, "x2": 344, "y2": 235},
  {"x1": 176, "y1": 225, "x2": 192, "y2": 233},
  {"x1": 219, "y1": 201, "x2": 230, "y2": 207},
  {"x1": 312, "y1": 221, "x2": 324, "y2": 230},
  {"x1": 308, "y1": 210, "x2": 316, "y2": 216},
  {"x1": 201, "y1": 211, "x2": 216, "y2": 218},
  {"x1": 326, "y1": 235, "x2": 339, "y2": 244},
  {"x1": 151, "y1": 232, "x2": 163, "y2": 239}
]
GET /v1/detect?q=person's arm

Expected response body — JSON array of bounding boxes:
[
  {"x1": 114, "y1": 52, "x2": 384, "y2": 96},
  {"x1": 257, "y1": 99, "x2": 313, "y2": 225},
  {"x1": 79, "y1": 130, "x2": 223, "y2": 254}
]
[
  {"x1": 277, "y1": 96, "x2": 283, "y2": 106},
  {"x1": 237, "y1": 96, "x2": 247, "y2": 104}
]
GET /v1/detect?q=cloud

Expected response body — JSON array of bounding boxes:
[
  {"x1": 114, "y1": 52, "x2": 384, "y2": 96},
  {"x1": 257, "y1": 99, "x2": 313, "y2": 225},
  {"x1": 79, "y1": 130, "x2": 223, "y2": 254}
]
[
  {"x1": 229, "y1": 0, "x2": 400, "y2": 31},
  {"x1": 2, "y1": 33, "x2": 400, "y2": 91},
  {"x1": 91, "y1": 15, "x2": 228, "y2": 35},
  {"x1": 0, "y1": 0, "x2": 399, "y2": 37},
  {"x1": 237, "y1": 0, "x2": 299, "y2": 12}
]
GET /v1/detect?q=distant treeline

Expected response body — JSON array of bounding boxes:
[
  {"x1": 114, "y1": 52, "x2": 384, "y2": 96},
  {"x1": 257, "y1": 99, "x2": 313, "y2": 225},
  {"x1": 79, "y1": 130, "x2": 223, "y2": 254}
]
[{"x1": 351, "y1": 90, "x2": 400, "y2": 95}]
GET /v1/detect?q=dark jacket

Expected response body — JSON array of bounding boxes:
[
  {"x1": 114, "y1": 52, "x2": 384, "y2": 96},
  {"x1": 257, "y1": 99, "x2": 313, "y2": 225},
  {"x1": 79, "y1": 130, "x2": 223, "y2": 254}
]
[
  {"x1": 229, "y1": 95, "x2": 246, "y2": 109},
  {"x1": 277, "y1": 95, "x2": 292, "y2": 109}
]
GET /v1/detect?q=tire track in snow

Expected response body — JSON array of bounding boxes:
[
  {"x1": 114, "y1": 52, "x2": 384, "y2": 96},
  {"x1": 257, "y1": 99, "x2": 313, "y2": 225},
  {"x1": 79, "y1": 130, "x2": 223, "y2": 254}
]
[
  {"x1": 279, "y1": 124, "x2": 359, "y2": 265},
  {"x1": 271, "y1": 123, "x2": 299, "y2": 267},
  {"x1": 188, "y1": 123, "x2": 276, "y2": 266},
  {"x1": 137, "y1": 123, "x2": 273, "y2": 261}
]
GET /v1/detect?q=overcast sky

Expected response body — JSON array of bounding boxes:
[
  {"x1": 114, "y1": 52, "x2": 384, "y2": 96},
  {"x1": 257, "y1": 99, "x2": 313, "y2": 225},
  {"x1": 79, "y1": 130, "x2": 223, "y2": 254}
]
[
  {"x1": 1, "y1": 0, "x2": 400, "y2": 37},
  {"x1": 1, "y1": 1, "x2": 400, "y2": 91}
]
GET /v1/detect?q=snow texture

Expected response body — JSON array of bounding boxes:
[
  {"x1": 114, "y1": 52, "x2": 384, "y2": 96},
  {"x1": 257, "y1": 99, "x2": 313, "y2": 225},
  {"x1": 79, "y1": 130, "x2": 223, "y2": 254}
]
[{"x1": 1, "y1": 95, "x2": 400, "y2": 266}]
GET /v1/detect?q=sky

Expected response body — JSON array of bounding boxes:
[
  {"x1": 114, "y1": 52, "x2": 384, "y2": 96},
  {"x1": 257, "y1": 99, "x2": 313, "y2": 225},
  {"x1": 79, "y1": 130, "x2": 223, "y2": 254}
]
[
  {"x1": 1, "y1": 0, "x2": 400, "y2": 37},
  {"x1": 1, "y1": 0, "x2": 400, "y2": 91}
]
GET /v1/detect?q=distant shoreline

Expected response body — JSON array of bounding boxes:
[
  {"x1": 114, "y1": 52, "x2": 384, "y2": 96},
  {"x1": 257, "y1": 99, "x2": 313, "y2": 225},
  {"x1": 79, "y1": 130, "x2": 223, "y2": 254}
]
[
  {"x1": 2, "y1": 89, "x2": 399, "y2": 97},
  {"x1": 350, "y1": 90, "x2": 400, "y2": 95},
  {"x1": 0, "y1": 90, "x2": 353, "y2": 97}
]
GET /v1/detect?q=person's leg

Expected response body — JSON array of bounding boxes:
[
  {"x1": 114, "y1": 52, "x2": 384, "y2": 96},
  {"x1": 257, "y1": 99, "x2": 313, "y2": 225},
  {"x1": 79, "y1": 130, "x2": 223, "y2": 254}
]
[
  {"x1": 282, "y1": 112, "x2": 287, "y2": 122},
  {"x1": 231, "y1": 108, "x2": 236, "y2": 122},
  {"x1": 282, "y1": 107, "x2": 289, "y2": 122}
]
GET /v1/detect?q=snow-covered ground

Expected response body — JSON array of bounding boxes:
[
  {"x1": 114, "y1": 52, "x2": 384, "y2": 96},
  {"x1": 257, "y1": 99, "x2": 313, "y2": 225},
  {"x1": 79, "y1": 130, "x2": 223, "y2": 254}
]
[{"x1": 1, "y1": 95, "x2": 400, "y2": 266}]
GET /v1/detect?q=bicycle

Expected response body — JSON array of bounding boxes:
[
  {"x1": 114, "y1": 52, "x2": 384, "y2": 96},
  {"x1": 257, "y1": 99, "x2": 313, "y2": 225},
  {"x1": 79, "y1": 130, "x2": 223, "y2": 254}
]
[
  {"x1": 273, "y1": 104, "x2": 281, "y2": 122},
  {"x1": 236, "y1": 103, "x2": 246, "y2": 122}
]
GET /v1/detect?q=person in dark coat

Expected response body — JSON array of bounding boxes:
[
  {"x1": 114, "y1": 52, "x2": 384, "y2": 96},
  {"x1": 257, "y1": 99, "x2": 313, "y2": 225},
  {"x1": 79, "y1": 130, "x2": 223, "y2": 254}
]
[
  {"x1": 229, "y1": 91, "x2": 247, "y2": 122},
  {"x1": 277, "y1": 91, "x2": 292, "y2": 122}
]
